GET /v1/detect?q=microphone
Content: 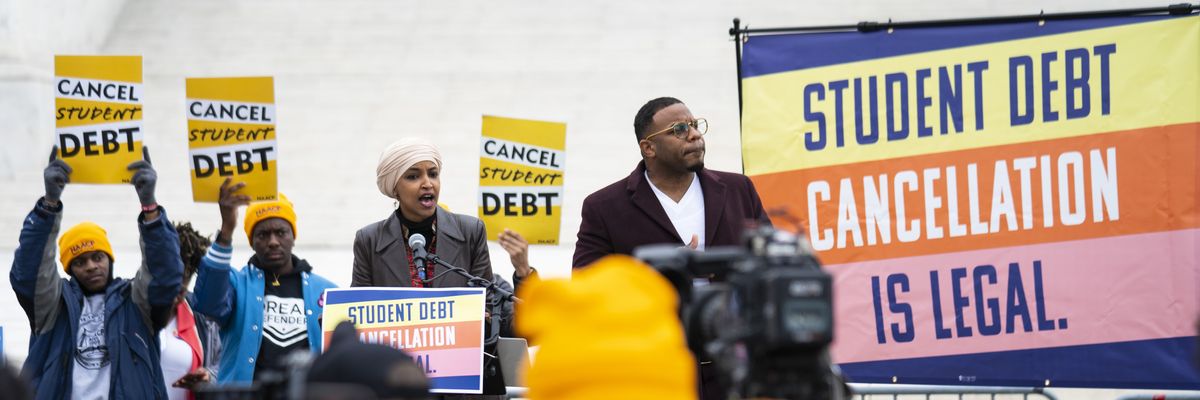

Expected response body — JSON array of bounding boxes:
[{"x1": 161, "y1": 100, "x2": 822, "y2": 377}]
[{"x1": 408, "y1": 233, "x2": 429, "y2": 282}]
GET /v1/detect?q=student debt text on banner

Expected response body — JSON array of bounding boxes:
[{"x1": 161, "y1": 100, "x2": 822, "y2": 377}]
[
  {"x1": 478, "y1": 116, "x2": 566, "y2": 244},
  {"x1": 55, "y1": 55, "x2": 143, "y2": 184},
  {"x1": 740, "y1": 14, "x2": 1200, "y2": 389},
  {"x1": 322, "y1": 287, "x2": 487, "y2": 394},
  {"x1": 186, "y1": 77, "x2": 278, "y2": 202}
]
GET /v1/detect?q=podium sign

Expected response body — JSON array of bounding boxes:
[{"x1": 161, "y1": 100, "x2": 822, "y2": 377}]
[{"x1": 322, "y1": 287, "x2": 487, "y2": 394}]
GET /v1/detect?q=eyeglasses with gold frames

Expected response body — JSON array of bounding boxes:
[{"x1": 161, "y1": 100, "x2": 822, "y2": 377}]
[{"x1": 643, "y1": 118, "x2": 707, "y2": 141}]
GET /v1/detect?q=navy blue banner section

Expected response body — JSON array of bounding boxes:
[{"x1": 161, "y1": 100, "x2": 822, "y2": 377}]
[
  {"x1": 431, "y1": 375, "x2": 484, "y2": 391},
  {"x1": 740, "y1": 15, "x2": 1175, "y2": 78},
  {"x1": 839, "y1": 337, "x2": 1200, "y2": 389}
]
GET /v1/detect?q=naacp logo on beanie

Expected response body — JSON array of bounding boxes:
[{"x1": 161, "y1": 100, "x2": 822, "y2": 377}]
[
  {"x1": 57, "y1": 222, "x2": 115, "y2": 272},
  {"x1": 68, "y1": 240, "x2": 95, "y2": 254},
  {"x1": 243, "y1": 193, "x2": 298, "y2": 241}
]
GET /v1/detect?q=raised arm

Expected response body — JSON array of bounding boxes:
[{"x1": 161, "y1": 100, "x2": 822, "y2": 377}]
[
  {"x1": 193, "y1": 178, "x2": 250, "y2": 326},
  {"x1": 131, "y1": 207, "x2": 184, "y2": 331},
  {"x1": 11, "y1": 148, "x2": 72, "y2": 333},
  {"x1": 193, "y1": 242, "x2": 235, "y2": 325},
  {"x1": 11, "y1": 200, "x2": 65, "y2": 334},
  {"x1": 498, "y1": 228, "x2": 536, "y2": 291},
  {"x1": 128, "y1": 148, "x2": 184, "y2": 330}
]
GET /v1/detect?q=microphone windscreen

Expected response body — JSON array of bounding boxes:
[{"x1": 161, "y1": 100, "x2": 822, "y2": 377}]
[{"x1": 408, "y1": 233, "x2": 427, "y2": 249}]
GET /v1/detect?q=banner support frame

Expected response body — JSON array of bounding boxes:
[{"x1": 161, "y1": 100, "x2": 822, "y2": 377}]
[
  {"x1": 728, "y1": 3, "x2": 1195, "y2": 37},
  {"x1": 727, "y1": 3, "x2": 1199, "y2": 146},
  {"x1": 730, "y1": 17, "x2": 747, "y2": 173}
]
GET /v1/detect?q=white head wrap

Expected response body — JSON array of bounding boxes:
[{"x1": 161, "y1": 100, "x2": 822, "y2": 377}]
[{"x1": 376, "y1": 138, "x2": 443, "y2": 199}]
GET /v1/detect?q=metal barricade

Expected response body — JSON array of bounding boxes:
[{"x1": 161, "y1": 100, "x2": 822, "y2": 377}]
[
  {"x1": 507, "y1": 384, "x2": 1200, "y2": 399},
  {"x1": 505, "y1": 386, "x2": 528, "y2": 399},
  {"x1": 850, "y1": 383, "x2": 1059, "y2": 400}
]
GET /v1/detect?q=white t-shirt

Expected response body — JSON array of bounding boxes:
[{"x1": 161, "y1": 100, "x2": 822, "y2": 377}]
[
  {"x1": 646, "y1": 172, "x2": 706, "y2": 250},
  {"x1": 159, "y1": 317, "x2": 193, "y2": 400},
  {"x1": 72, "y1": 294, "x2": 110, "y2": 400}
]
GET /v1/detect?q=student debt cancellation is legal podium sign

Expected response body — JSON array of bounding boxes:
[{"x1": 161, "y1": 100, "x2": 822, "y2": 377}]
[
  {"x1": 321, "y1": 287, "x2": 487, "y2": 394},
  {"x1": 186, "y1": 77, "x2": 278, "y2": 202},
  {"x1": 54, "y1": 55, "x2": 143, "y2": 184},
  {"x1": 478, "y1": 116, "x2": 566, "y2": 244}
]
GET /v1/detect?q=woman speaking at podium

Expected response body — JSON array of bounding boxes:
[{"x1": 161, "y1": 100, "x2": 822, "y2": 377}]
[
  {"x1": 351, "y1": 137, "x2": 507, "y2": 398},
  {"x1": 351, "y1": 137, "x2": 495, "y2": 288}
]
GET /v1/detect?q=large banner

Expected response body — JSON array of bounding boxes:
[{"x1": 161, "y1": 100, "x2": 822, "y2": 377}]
[
  {"x1": 54, "y1": 55, "x2": 143, "y2": 184},
  {"x1": 322, "y1": 287, "x2": 487, "y2": 394},
  {"x1": 478, "y1": 115, "x2": 566, "y2": 244},
  {"x1": 741, "y1": 15, "x2": 1200, "y2": 389},
  {"x1": 185, "y1": 77, "x2": 278, "y2": 202}
]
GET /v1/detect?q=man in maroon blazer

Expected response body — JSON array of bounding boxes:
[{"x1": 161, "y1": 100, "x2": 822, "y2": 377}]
[
  {"x1": 573, "y1": 97, "x2": 772, "y2": 269},
  {"x1": 573, "y1": 97, "x2": 772, "y2": 399}
]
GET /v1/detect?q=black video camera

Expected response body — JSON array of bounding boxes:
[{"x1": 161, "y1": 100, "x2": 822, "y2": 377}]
[{"x1": 635, "y1": 225, "x2": 842, "y2": 400}]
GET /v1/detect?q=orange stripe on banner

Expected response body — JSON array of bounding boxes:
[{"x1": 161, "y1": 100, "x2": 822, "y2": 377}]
[
  {"x1": 323, "y1": 321, "x2": 482, "y2": 352},
  {"x1": 753, "y1": 122, "x2": 1200, "y2": 265}
]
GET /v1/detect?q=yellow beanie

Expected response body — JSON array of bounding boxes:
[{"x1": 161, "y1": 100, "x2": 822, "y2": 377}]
[
  {"x1": 516, "y1": 255, "x2": 697, "y2": 400},
  {"x1": 243, "y1": 193, "x2": 297, "y2": 242},
  {"x1": 58, "y1": 222, "x2": 115, "y2": 273}
]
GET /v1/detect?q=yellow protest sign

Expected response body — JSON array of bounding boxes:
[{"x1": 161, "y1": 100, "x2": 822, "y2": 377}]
[
  {"x1": 478, "y1": 116, "x2": 566, "y2": 244},
  {"x1": 54, "y1": 55, "x2": 143, "y2": 184},
  {"x1": 185, "y1": 77, "x2": 278, "y2": 202}
]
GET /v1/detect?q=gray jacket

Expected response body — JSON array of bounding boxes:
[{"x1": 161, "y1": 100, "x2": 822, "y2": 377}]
[{"x1": 351, "y1": 207, "x2": 494, "y2": 288}]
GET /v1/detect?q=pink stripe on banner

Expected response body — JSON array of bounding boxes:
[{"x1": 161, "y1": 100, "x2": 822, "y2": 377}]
[
  {"x1": 411, "y1": 347, "x2": 484, "y2": 378},
  {"x1": 829, "y1": 229, "x2": 1200, "y2": 364}
]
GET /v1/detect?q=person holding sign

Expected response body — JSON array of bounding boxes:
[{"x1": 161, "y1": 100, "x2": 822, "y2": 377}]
[
  {"x1": 495, "y1": 228, "x2": 536, "y2": 337},
  {"x1": 353, "y1": 138, "x2": 506, "y2": 397},
  {"x1": 352, "y1": 138, "x2": 495, "y2": 289},
  {"x1": 192, "y1": 179, "x2": 338, "y2": 387},
  {"x1": 11, "y1": 147, "x2": 184, "y2": 399},
  {"x1": 497, "y1": 228, "x2": 536, "y2": 286}
]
